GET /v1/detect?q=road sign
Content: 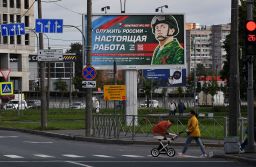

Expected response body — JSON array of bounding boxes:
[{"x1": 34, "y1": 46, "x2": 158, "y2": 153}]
[
  {"x1": 82, "y1": 66, "x2": 96, "y2": 81},
  {"x1": 104, "y1": 85, "x2": 126, "y2": 101},
  {"x1": 38, "y1": 49, "x2": 63, "y2": 61},
  {"x1": 1, "y1": 23, "x2": 25, "y2": 36},
  {"x1": 35, "y1": 19, "x2": 63, "y2": 33},
  {"x1": 82, "y1": 81, "x2": 96, "y2": 88},
  {"x1": 0, "y1": 82, "x2": 13, "y2": 96}
]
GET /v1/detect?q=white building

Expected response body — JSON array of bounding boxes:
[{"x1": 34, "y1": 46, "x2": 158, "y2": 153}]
[
  {"x1": 0, "y1": 0, "x2": 35, "y2": 92},
  {"x1": 186, "y1": 24, "x2": 231, "y2": 75}
]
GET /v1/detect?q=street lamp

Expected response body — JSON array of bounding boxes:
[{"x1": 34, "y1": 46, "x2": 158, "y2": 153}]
[
  {"x1": 101, "y1": 6, "x2": 110, "y2": 14},
  {"x1": 155, "y1": 5, "x2": 168, "y2": 13},
  {"x1": 120, "y1": 0, "x2": 126, "y2": 13}
]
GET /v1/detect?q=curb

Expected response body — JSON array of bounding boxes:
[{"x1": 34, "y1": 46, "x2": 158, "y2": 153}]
[
  {"x1": 0, "y1": 127, "x2": 223, "y2": 147},
  {"x1": 214, "y1": 154, "x2": 256, "y2": 166}
]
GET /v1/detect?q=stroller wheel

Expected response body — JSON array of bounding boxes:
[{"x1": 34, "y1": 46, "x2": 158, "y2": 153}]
[
  {"x1": 151, "y1": 148, "x2": 160, "y2": 157},
  {"x1": 167, "y1": 148, "x2": 176, "y2": 157}
]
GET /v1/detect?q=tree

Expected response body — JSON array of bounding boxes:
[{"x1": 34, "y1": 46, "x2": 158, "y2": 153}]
[{"x1": 66, "y1": 42, "x2": 83, "y2": 91}]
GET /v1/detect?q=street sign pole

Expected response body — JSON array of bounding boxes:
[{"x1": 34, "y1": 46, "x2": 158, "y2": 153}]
[
  {"x1": 85, "y1": 0, "x2": 93, "y2": 137},
  {"x1": 37, "y1": 0, "x2": 48, "y2": 129}
]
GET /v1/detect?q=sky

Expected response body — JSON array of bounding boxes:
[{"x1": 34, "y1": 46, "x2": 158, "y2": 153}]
[{"x1": 37, "y1": 0, "x2": 231, "y2": 51}]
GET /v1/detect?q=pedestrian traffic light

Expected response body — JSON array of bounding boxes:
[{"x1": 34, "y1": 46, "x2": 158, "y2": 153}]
[{"x1": 245, "y1": 20, "x2": 256, "y2": 55}]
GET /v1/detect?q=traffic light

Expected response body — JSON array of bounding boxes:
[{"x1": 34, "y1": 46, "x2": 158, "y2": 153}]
[{"x1": 245, "y1": 20, "x2": 256, "y2": 55}]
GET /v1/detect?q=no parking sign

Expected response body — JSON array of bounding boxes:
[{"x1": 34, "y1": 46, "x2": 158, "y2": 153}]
[{"x1": 82, "y1": 66, "x2": 96, "y2": 81}]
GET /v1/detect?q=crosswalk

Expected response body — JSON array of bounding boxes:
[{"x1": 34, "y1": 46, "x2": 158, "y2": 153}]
[{"x1": 0, "y1": 154, "x2": 204, "y2": 159}]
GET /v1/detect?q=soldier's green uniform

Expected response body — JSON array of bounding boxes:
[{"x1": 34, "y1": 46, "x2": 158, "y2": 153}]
[{"x1": 151, "y1": 38, "x2": 184, "y2": 64}]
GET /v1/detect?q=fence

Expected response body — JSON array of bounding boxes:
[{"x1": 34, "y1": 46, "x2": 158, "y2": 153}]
[{"x1": 91, "y1": 114, "x2": 245, "y2": 141}]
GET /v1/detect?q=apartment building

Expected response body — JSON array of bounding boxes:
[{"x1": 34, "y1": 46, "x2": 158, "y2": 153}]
[
  {"x1": 186, "y1": 23, "x2": 230, "y2": 75},
  {"x1": 0, "y1": 0, "x2": 35, "y2": 92}
]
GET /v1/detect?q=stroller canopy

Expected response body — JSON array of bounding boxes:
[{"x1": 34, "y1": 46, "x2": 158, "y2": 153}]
[{"x1": 152, "y1": 120, "x2": 172, "y2": 136}]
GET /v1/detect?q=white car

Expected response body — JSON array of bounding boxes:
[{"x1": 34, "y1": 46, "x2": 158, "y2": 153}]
[
  {"x1": 140, "y1": 100, "x2": 159, "y2": 108},
  {"x1": 70, "y1": 102, "x2": 86, "y2": 109},
  {"x1": 3, "y1": 100, "x2": 28, "y2": 110}
]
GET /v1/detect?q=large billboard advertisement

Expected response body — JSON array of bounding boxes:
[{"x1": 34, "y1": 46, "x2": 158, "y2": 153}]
[{"x1": 83, "y1": 14, "x2": 185, "y2": 69}]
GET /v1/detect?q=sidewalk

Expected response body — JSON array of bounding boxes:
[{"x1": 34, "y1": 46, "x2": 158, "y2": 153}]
[{"x1": 1, "y1": 127, "x2": 255, "y2": 165}]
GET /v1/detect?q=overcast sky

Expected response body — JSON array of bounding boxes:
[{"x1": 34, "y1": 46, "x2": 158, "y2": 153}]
[{"x1": 38, "y1": 0, "x2": 231, "y2": 50}]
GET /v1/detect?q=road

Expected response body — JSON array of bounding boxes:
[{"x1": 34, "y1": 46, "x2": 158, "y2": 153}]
[{"x1": 0, "y1": 130, "x2": 253, "y2": 167}]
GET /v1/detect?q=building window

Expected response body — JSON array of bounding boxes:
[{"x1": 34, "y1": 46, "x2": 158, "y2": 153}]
[
  {"x1": 24, "y1": 0, "x2": 29, "y2": 9},
  {"x1": 17, "y1": 35, "x2": 21, "y2": 44},
  {"x1": 10, "y1": 15, "x2": 14, "y2": 23},
  {"x1": 3, "y1": 14, "x2": 8, "y2": 24},
  {"x1": 10, "y1": 0, "x2": 14, "y2": 8},
  {"x1": 25, "y1": 34, "x2": 29, "y2": 45},
  {"x1": 3, "y1": 37, "x2": 8, "y2": 44},
  {"x1": 16, "y1": 0, "x2": 21, "y2": 8},
  {"x1": 25, "y1": 16, "x2": 29, "y2": 27},
  {"x1": 16, "y1": 15, "x2": 21, "y2": 23},
  {"x1": 3, "y1": 0, "x2": 7, "y2": 7},
  {"x1": 10, "y1": 36, "x2": 15, "y2": 44}
]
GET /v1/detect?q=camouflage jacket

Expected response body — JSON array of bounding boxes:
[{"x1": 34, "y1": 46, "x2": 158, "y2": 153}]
[{"x1": 151, "y1": 39, "x2": 184, "y2": 65}]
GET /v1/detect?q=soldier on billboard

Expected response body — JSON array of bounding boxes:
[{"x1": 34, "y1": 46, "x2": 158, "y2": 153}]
[{"x1": 151, "y1": 15, "x2": 184, "y2": 65}]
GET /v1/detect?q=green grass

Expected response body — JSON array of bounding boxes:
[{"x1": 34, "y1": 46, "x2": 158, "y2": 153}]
[{"x1": 0, "y1": 106, "x2": 246, "y2": 139}]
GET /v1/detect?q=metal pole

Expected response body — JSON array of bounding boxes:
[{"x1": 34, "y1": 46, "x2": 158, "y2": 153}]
[
  {"x1": 193, "y1": 37, "x2": 197, "y2": 112},
  {"x1": 113, "y1": 60, "x2": 117, "y2": 112},
  {"x1": 38, "y1": 0, "x2": 47, "y2": 128},
  {"x1": 69, "y1": 62, "x2": 73, "y2": 107},
  {"x1": 228, "y1": 0, "x2": 240, "y2": 136},
  {"x1": 246, "y1": 0, "x2": 255, "y2": 153},
  {"x1": 86, "y1": 0, "x2": 93, "y2": 136}
]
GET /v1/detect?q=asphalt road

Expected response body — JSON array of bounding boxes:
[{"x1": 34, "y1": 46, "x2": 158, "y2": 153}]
[{"x1": 0, "y1": 130, "x2": 253, "y2": 167}]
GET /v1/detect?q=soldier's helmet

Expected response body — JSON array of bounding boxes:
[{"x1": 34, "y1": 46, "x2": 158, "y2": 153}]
[{"x1": 151, "y1": 15, "x2": 179, "y2": 36}]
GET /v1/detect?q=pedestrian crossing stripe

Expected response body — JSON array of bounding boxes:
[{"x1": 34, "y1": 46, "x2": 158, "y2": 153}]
[{"x1": 0, "y1": 82, "x2": 13, "y2": 95}]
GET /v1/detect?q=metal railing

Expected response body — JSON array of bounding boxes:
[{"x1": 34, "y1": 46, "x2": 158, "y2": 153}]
[{"x1": 92, "y1": 114, "x2": 233, "y2": 141}]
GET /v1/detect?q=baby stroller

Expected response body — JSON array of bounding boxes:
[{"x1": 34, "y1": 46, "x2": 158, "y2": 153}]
[{"x1": 151, "y1": 120, "x2": 183, "y2": 157}]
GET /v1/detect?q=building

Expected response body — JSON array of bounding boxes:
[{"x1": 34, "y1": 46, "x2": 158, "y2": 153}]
[
  {"x1": 186, "y1": 23, "x2": 231, "y2": 75},
  {"x1": 0, "y1": 0, "x2": 35, "y2": 92}
]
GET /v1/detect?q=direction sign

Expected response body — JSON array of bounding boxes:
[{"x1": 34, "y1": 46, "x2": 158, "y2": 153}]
[
  {"x1": 38, "y1": 49, "x2": 63, "y2": 61},
  {"x1": 104, "y1": 85, "x2": 126, "y2": 101},
  {"x1": 82, "y1": 81, "x2": 96, "y2": 88},
  {"x1": 82, "y1": 66, "x2": 96, "y2": 81},
  {"x1": 35, "y1": 19, "x2": 63, "y2": 33},
  {"x1": 1, "y1": 23, "x2": 25, "y2": 36},
  {"x1": 0, "y1": 82, "x2": 13, "y2": 96}
]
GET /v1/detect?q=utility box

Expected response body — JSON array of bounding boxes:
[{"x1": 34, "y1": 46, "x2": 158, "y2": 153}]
[{"x1": 224, "y1": 136, "x2": 240, "y2": 154}]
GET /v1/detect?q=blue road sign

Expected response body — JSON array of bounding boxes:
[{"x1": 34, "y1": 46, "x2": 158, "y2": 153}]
[
  {"x1": 35, "y1": 19, "x2": 63, "y2": 33},
  {"x1": 82, "y1": 66, "x2": 97, "y2": 81},
  {"x1": 1, "y1": 23, "x2": 25, "y2": 36},
  {"x1": 0, "y1": 82, "x2": 13, "y2": 96}
]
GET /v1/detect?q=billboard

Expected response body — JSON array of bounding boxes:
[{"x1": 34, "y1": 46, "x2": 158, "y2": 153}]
[
  {"x1": 83, "y1": 14, "x2": 185, "y2": 69},
  {"x1": 141, "y1": 69, "x2": 186, "y2": 87}
]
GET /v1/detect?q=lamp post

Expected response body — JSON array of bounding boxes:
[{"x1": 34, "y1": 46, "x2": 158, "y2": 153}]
[
  {"x1": 155, "y1": 5, "x2": 168, "y2": 13},
  {"x1": 120, "y1": 0, "x2": 126, "y2": 13},
  {"x1": 192, "y1": 36, "x2": 198, "y2": 112},
  {"x1": 101, "y1": 6, "x2": 110, "y2": 14}
]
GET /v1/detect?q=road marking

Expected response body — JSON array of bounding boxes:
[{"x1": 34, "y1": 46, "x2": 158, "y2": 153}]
[
  {"x1": 4, "y1": 155, "x2": 24, "y2": 159},
  {"x1": 63, "y1": 154, "x2": 84, "y2": 158},
  {"x1": 93, "y1": 155, "x2": 113, "y2": 158},
  {"x1": 34, "y1": 154, "x2": 55, "y2": 158},
  {"x1": 24, "y1": 141, "x2": 53, "y2": 144},
  {"x1": 122, "y1": 155, "x2": 144, "y2": 158},
  {"x1": 66, "y1": 161, "x2": 93, "y2": 167},
  {"x1": 0, "y1": 136, "x2": 18, "y2": 138}
]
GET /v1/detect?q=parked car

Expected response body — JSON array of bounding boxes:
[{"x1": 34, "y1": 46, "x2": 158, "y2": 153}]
[
  {"x1": 139, "y1": 100, "x2": 159, "y2": 108},
  {"x1": 70, "y1": 102, "x2": 86, "y2": 109},
  {"x1": 3, "y1": 100, "x2": 28, "y2": 110},
  {"x1": 27, "y1": 100, "x2": 41, "y2": 108}
]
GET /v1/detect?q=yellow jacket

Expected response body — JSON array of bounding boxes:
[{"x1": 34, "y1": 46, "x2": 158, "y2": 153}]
[{"x1": 187, "y1": 115, "x2": 201, "y2": 137}]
